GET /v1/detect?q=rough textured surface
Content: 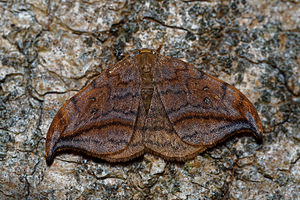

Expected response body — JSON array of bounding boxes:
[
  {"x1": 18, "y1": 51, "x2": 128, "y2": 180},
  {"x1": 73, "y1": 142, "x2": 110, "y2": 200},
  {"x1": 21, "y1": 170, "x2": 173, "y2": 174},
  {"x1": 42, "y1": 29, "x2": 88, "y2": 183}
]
[{"x1": 0, "y1": 0, "x2": 299, "y2": 199}]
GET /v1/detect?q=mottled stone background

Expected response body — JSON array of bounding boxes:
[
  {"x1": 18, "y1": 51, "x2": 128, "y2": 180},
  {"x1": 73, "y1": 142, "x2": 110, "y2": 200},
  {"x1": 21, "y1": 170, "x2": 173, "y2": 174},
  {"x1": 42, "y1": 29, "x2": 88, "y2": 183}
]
[{"x1": 0, "y1": 0, "x2": 299, "y2": 199}]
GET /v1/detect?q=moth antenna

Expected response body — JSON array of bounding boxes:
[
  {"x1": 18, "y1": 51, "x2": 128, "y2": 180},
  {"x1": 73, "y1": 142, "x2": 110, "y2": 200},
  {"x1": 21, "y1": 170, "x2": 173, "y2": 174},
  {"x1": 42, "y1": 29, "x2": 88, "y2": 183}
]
[
  {"x1": 156, "y1": 35, "x2": 165, "y2": 53},
  {"x1": 107, "y1": 49, "x2": 116, "y2": 71}
]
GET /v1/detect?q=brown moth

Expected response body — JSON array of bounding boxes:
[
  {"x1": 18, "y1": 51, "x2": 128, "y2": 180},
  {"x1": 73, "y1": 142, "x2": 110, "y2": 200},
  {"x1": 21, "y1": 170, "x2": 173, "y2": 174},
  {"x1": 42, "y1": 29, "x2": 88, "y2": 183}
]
[{"x1": 45, "y1": 49, "x2": 263, "y2": 165}]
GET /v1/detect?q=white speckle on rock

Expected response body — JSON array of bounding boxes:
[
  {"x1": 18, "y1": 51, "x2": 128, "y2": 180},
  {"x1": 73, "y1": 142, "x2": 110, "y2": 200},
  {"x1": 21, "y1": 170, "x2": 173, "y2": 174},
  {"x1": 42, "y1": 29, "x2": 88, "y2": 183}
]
[{"x1": 150, "y1": 158, "x2": 166, "y2": 175}]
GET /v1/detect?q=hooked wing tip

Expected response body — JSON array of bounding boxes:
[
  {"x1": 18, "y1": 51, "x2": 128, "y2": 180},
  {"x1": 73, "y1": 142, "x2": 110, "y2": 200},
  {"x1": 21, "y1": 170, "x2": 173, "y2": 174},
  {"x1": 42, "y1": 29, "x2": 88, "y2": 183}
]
[
  {"x1": 45, "y1": 125, "x2": 61, "y2": 165},
  {"x1": 244, "y1": 110, "x2": 263, "y2": 143},
  {"x1": 45, "y1": 133, "x2": 57, "y2": 166},
  {"x1": 46, "y1": 151, "x2": 54, "y2": 166},
  {"x1": 254, "y1": 128, "x2": 263, "y2": 144}
]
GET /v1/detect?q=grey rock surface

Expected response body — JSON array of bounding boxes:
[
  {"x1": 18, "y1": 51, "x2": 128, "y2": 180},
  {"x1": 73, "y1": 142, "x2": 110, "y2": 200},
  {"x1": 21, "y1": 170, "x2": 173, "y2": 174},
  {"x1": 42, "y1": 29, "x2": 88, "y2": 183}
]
[{"x1": 0, "y1": 0, "x2": 299, "y2": 199}]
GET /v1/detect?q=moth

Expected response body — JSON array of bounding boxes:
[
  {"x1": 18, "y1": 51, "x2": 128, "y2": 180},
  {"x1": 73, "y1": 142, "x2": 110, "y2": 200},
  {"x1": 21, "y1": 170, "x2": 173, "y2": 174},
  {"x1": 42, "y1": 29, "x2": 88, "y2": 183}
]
[{"x1": 45, "y1": 49, "x2": 263, "y2": 164}]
